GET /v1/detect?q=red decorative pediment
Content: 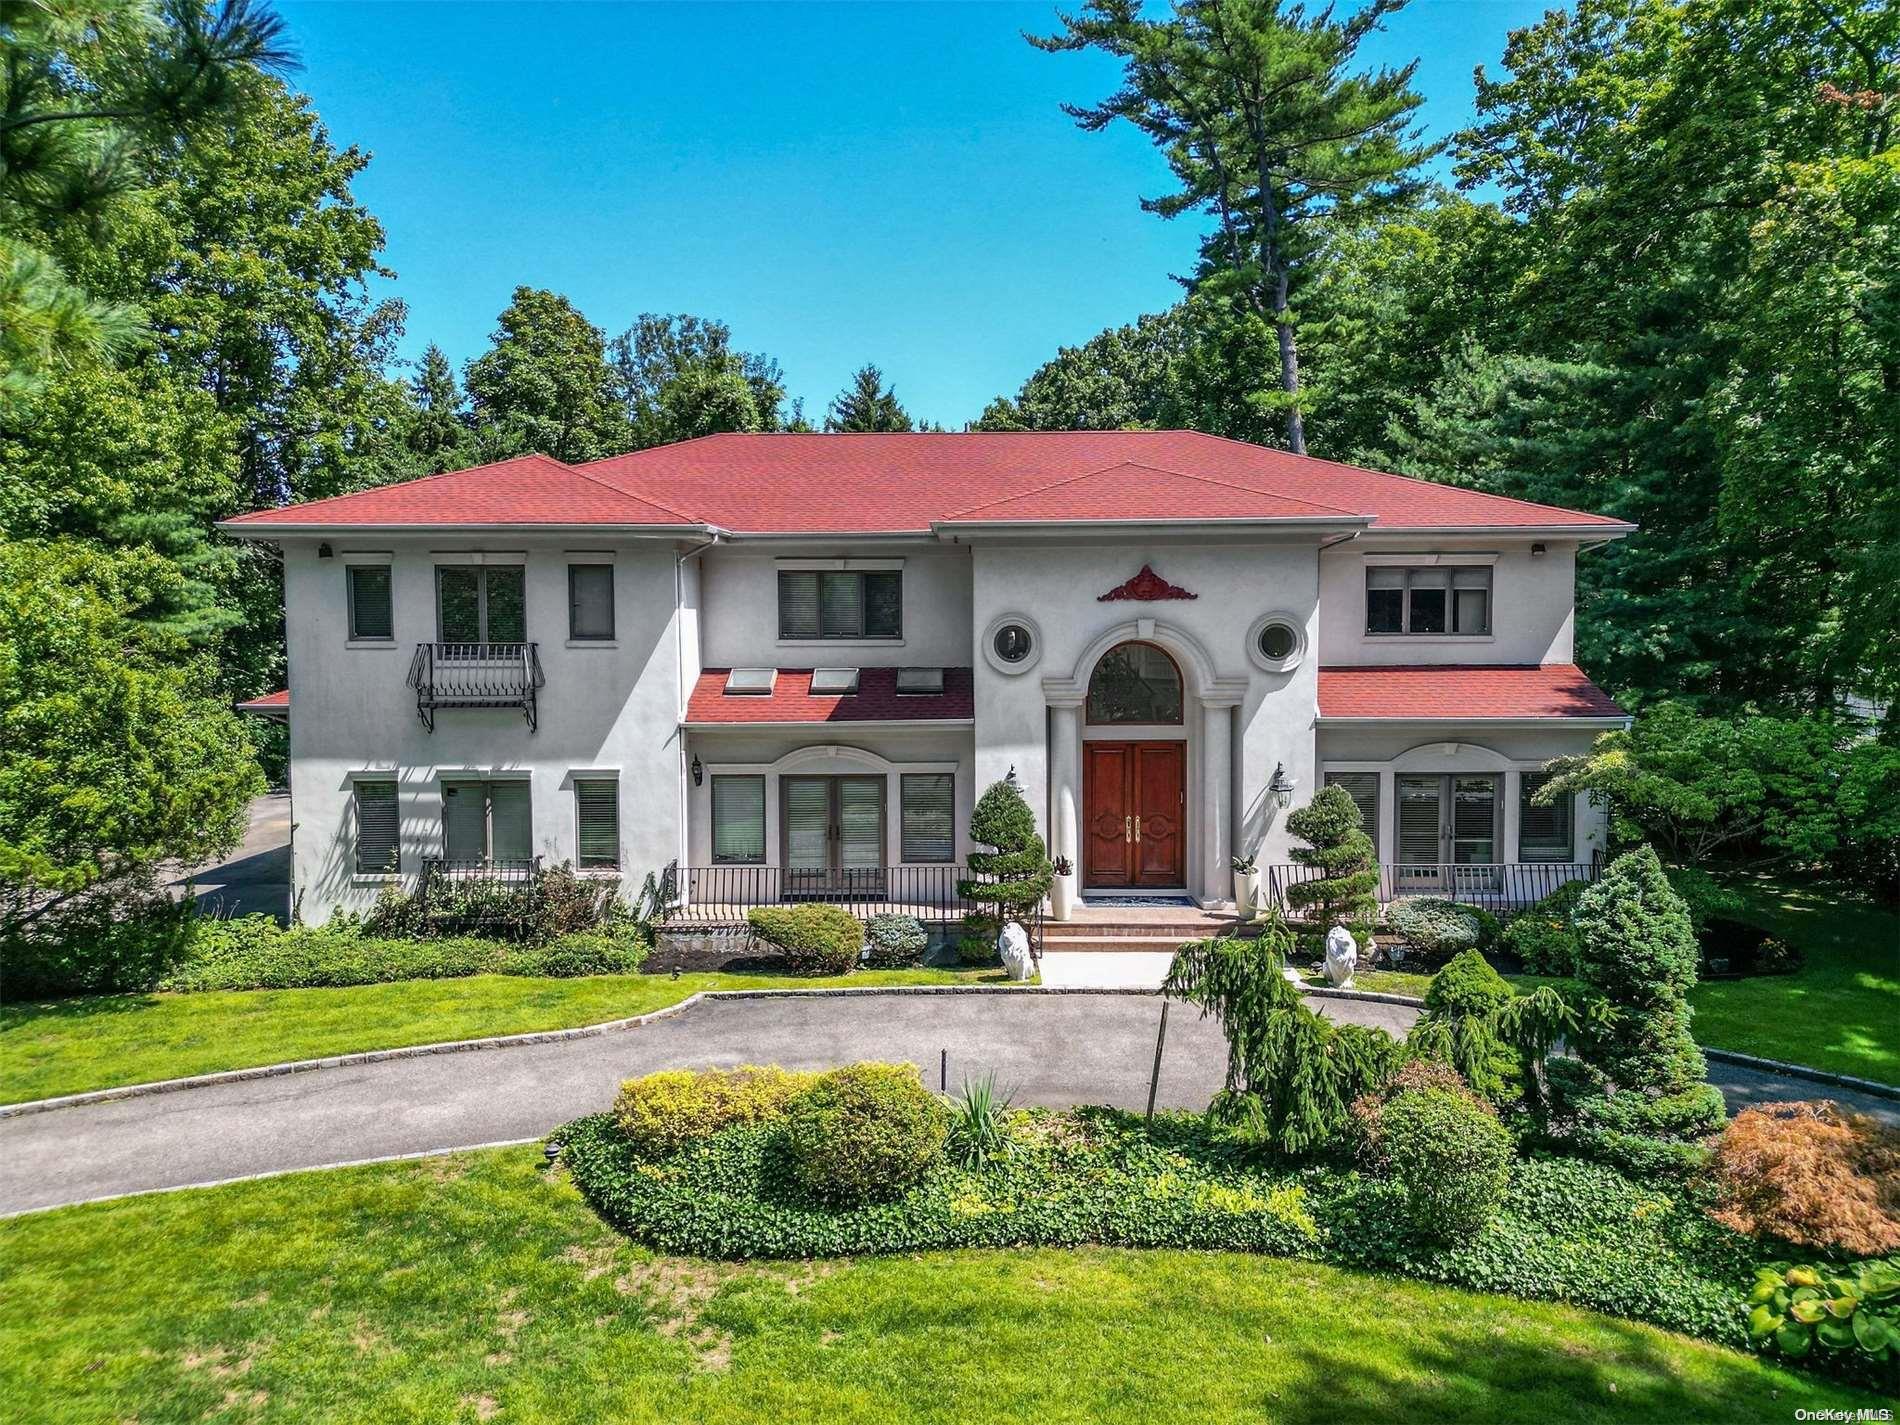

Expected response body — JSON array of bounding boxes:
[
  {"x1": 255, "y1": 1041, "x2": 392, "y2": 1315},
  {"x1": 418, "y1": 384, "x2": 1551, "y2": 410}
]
[{"x1": 1097, "y1": 564, "x2": 1198, "y2": 602}]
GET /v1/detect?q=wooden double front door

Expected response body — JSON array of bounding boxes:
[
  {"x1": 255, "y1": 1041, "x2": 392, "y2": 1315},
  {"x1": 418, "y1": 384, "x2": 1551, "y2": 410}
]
[{"x1": 1083, "y1": 742, "x2": 1186, "y2": 889}]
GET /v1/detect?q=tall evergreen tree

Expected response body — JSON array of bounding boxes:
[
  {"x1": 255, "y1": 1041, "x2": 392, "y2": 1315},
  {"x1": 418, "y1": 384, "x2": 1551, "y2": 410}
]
[
  {"x1": 403, "y1": 345, "x2": 469, "y2": 474},
  {"x1": 824, "y1": 364, "x2": 913, "y2": 432},
  {"x1": 464, "y1": 287, "x2": 630, "y2": 464},
  {"x1": 1032, "y1": 0, "x2": 1432, "y2": 453}
]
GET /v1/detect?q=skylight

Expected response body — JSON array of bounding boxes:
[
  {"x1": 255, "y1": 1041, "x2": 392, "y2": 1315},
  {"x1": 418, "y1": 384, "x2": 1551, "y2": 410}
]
[
  {"x1": 896, "y1": 667, "x2": 945, "y2": 695},
  {"x1": 810, "y1": 668, "x2": 860, "y2": 695},
  {"x1": 725, "y1": 668, "x2": 777, "y2": 695}
]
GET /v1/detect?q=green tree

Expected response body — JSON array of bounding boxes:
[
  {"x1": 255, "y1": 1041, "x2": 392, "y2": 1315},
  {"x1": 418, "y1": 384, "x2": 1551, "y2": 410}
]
[
  {"x1": 402, "y1": 344, "x2": 469, "y2": 475},
  {"x1": 609, "y1": 313, "x2": 786, "y2": 445},
  {"x1": 464, "y1": 287, "x2": 629, "y2": 463},
  {"x1": 955, "y1": 772, "x2": 1054, "y2": 963},
  {"x1": 824, "y1": 364, "x2": 913, "y2": 432},
  {"x1": 0, "y1": 539, "x2": 264, "y2": 939},
  {"x1": 1032, "y1": 0, "x2": 1432, "y2": 453},
  {"x1": 1281, "y1": 783, "x2": 1378, "y2": 951}
]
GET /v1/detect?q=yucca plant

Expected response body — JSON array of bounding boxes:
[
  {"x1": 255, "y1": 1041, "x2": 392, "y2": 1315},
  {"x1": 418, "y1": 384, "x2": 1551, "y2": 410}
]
[{"x1": 947, "y1": 1072, "x2": 1015, "y2": 1168}]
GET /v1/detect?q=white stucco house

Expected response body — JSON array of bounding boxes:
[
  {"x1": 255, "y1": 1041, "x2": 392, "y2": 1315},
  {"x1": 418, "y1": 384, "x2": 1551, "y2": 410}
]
[{"x1": 224, "y1": 431, "x2": 1631, "y2": 935}]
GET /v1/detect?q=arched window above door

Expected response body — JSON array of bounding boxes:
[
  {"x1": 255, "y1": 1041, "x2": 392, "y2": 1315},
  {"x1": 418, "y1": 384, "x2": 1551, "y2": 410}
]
[{"x1": 1086, "y1": 641, "x2": 1184, "y2": 725}]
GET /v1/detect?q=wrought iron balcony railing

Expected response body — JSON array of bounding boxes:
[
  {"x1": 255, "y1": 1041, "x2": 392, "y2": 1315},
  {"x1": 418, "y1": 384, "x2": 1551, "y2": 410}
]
[{"x1": 406, "y1": 642, "x2": 545, "y2": 732}]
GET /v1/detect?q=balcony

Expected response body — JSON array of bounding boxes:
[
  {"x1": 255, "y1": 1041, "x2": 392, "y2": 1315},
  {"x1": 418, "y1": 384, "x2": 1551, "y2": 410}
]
[{"x1": 406, "y1": 642, "x2": 545, "y2": 732}]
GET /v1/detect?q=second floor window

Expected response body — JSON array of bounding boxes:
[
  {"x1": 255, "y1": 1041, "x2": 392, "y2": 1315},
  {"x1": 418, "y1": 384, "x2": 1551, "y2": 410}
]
[
  {"x1": 438, "y1": 565, "x2": 526, "y2": 644},
  {"x1": 347, "y1": 566, "x2": 392, "y2": 641},
  {"x1": 1366, "y1": 566, "x2": 1491, "y2": 636},
  {"x1": 778, "y1": 569, "x2": 901, "y2": 640},
  {"x1": 568, "y1": 564, "x2": 614, "y2": 640}
]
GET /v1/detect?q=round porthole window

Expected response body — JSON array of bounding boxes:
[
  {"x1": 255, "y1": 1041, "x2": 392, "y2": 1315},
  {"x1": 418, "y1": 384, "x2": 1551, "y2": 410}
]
[
  {"x1": 983, "y1": 614, "x2": 1042, "y2": 675},
  {"x1": 1247, "y1": 612, "x2": 1306, "y2": 673}
]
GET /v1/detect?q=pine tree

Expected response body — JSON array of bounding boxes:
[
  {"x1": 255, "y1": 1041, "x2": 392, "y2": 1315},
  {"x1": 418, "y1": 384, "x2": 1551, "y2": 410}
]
[
  {"x1": 824, "y1": 365, "x2": 913, "y2": 432},
  {"x1": 404, "y1": 345, "x2": 469, "y2": 474},
  {"x1": 954, "y1": 772, "x2": 1053, "y2": 964},
  {"x1": 1032, "y1": 0, "x2": 1432, "y2": 453},
  {"x1": 1282, "y1": 784, "x2": 1379, "y2": 952}
]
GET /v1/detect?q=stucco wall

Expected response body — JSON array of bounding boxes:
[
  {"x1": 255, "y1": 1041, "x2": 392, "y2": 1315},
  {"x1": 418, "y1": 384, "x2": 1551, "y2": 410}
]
[
  {"x1": 967, "y1": 538, "x2": 1323, "y2": 891},
  {"x1": 697, "y1": 544, "x2": 974, "y2": 668},
  {"x1": 283, "y1": 535, "x2": 688, "y2": 923},
  {"x1": 1317, "y1": 537, "x2": 1578, "y2": 667}
]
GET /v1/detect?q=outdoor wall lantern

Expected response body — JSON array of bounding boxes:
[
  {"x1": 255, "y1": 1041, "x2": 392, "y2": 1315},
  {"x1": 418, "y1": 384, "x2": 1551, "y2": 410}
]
[
  {"x1": 691, "y1": 755, "x2": 703, "y2": 787},
  {"x1": 1268, "y1": 762, "x2": 1296, "y2": 809},
  {"x1": 317, "y1": 542, "x2": 333, "y2": 559}
]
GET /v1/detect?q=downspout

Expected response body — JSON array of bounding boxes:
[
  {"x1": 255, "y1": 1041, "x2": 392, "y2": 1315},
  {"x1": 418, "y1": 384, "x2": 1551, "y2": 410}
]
[{"x1": 674, "y1": 532, "x2": 722, "y2": 880}]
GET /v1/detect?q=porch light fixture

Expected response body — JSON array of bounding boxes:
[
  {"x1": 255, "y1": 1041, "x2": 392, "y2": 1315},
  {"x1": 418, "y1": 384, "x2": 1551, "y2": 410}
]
[
  {"x1": 317, "y1": 542, "x2": 333, "y2": 559},
  {"x1": 1531, "y1": 542, "x2": 1548, "y2": 557},
  {"x1": 691, "y1": 756, "x2": 703, "y2": 787},
  {"x1": 1268, "y1": 762, "x2": 1296, "y2": 809}
]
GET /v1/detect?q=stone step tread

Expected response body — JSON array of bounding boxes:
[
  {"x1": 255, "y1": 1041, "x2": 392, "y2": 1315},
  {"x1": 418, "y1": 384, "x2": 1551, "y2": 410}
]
[{"x1": 1042, "y1": 935, "x2": 1219, "y2": 952}]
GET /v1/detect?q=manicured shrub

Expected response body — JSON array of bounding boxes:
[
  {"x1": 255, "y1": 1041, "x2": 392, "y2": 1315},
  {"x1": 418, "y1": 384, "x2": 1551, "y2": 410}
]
[
  {"x1": 1389, "y1": 898, "x2": 1484, "y2": 962},
  {"x1": 362, "y1": 861, "x2": 628, "y2": 944},
  {"x1": 1282, "y1": 785, "x2": 1378, "y2": 952},
  {"x1": 1414, "y1": 950, "x2": 1519, "y2": 1102},
  {"x1": 1378, "y1": 1085, "x2": 1515, "y2": 1241},
  {"x1": 863, "y1": 913, "x2": 928, "y2": 969},
  {"x1": 1748, "y1": 1255, "x2": 1900, "y2": 1386},
  {"x1": 1164, "y1": 915, "x2": 1405, "y2": 1156},
  {"x1": 1500, "y1": 911, "x2": 1579, "y2": 976},
  {"x1": 1346, "y1": 1058, "x2": 1476, "y2": 1168},
  {"x1": 783, "y1": 1062, "x2": 950, "y2": 1204},
  {"x1": 956, "y1": 772, "x2": 1052, "y2": 964},
  {"x1": 1708, "y1": 1100, "x2": 1900, "y2": 1256},
  {"x1": 746, "y1": 904, "x2": 862, "y2": 976},
  {"x1": 613, "y1": 1065, "x2": 818, "y2": 1159}
]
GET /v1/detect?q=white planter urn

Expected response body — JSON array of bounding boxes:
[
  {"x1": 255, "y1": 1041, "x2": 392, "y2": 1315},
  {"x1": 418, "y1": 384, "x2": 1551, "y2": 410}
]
[
  {"x1": 1324, "y1": 925, "x2": 1359, "y2": 989},
  {"x1": 1233, "y1": 869, "x2": 1260, "y2": 918},
  {"x1": 1050, "y1": 876, "x2": 1074, "y2": 923}
]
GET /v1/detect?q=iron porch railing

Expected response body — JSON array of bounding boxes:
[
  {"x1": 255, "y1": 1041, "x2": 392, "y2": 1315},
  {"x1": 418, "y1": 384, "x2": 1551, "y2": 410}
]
[
  {"x1": 406, "y1": 642, "x2": 545, "y2": 732},
  {"x1": 1259, "y1": 860, "x2": 1601, "y2": 916}
]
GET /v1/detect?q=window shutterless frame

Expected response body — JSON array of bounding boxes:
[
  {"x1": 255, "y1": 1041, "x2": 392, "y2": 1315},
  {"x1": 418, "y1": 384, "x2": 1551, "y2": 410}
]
[
  {"x1": 436, "y1": 565, "x2": 527, "y2": 644},
  {"x1": 710, "y1": 775, "x2": 767, "y2": 864},
  {"x1": 567, "y1": 564, "x2": 614, "y2": 641},
  {"x1": 777, "y1": 569, "x2": 902, "y2": 640},
  {"x1": 346, "y1": 565, "x2": 393, "y2": 641},
  {"x1": 352, "y1": 779, "x2": 400, "y2": 874},
  {"x1": 573, "y1": 778, "x2": 619, "y2": 868},
  {"x1": 899, "y1": 773, "x2": 955, "y2": 863},
  {"x1": 1364, "y1": 567, "x2": 1491, "y2": 637}
]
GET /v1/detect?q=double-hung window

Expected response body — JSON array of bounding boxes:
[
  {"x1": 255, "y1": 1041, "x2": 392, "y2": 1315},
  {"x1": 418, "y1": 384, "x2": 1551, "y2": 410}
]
[
  {"x1": 1366, "y1": 566, "x2": 1491, "y2": 636},
  {"x1": 574, "y1": 778, "x2": 619, "y2": 869},
  {"x1": 900, "y1": 774, "x2": 955, "y2": 863},
  {"x1": 711, "y1": 776, "x2": 766, "y2": 864},
  {"x1": 568, "y1": 564, "x2": 614, "y2": 641},
  {"x1": 1518, "y1": 771, "x2": 1575, "y2": 861},
  {"x1": 442, "y1": 779, "x2": 532, "y2": 863},
  {"x1": 353, "y1": 779, "x2": 400, "y2": 874},
  {"x1": 778, "y1": 570, "x2": 901, "y2": 640},
  {"x1": 347, "y1": 566, "x2": 393, "y2": 641}
]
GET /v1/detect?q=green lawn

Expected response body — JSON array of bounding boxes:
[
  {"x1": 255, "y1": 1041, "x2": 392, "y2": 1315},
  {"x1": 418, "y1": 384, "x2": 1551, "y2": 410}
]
[
  {"x1": 0, "y1": 967, "x2": 1009, "y2": 1107},
  {"x1": 0, "y1": 1145, "x2": 1870, "y2": 1425},
  {"x1": 1689, "y1": 877, "x2": 1900, "y2": 1086}
]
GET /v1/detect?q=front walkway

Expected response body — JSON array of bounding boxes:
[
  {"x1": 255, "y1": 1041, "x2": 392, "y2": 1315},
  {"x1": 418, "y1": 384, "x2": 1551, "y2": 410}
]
[{"x1": 4, "y1": 988, "x2": 1891, "y2": 1217}]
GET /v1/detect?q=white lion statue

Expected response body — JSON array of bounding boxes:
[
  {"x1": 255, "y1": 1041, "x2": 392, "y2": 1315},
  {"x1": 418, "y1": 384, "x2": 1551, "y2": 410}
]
[
  {"x1": 998, "y1": 921, "x2": 1034, "y2": 982},
  {"x1": 1324, "y1": 925, "x2": 1358, "y2": 989}
]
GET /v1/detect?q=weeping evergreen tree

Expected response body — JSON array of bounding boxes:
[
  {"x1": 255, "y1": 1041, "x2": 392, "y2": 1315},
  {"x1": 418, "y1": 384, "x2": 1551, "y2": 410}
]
[
  {"x1": 955, "y1": 771, "x2": 1053, "y2": 964},
  {"x1": 1281, "y1": 784, "x2": 1379, "y2": 952}
]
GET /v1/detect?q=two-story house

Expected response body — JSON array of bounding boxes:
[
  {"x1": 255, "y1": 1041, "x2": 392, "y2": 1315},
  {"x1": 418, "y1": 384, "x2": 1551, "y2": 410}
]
[{"x1": 225, "y1": 431, "x2": 1630, "y2": 946}]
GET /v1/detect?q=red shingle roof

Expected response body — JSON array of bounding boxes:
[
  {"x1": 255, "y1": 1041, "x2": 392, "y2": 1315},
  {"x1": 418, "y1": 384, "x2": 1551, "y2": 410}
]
[
  {"x1": 222, "y1": 453, "x2": 697, "y2": 529},
  {"x1": 235, "y1": 689, "x2": 290, "y2": 711},
  {"x1": 1317, "y1": 665, "x2": 1625, "y2": 720},
  {"x1": 687, "y1": 667, "x2": 975, "y2": 724},
  {"x1": 221, "y1": 433, "x2": 1634, "y2": 534}
]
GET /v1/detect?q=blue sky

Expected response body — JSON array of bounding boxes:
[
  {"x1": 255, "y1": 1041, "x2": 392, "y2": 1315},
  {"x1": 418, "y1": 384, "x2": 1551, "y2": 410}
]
[{"x1": 277, "y1": 0, "x2": 1545, "y2": 428}]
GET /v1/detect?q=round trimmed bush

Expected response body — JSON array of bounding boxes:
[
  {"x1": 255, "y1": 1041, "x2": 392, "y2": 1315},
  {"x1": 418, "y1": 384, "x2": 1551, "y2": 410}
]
[
  {"x1": 614, "y1": 1065, "x2": 818, "y2": 1158},
  {"x1": 783, "y1": 1061, "x2": 950, "y2": 1203},
  {"x1": 746, "y1": 904, "x2": 863, "y2": 976},
  {"x1": 1379, "y1": 1084, "x2": 1515, "y2": 1241},
  {"x1": 1390, "y1": 898, "x2": 1485, "y2": 961},
  {"x1": 1423, "y1": 948, "x2": 1514, "y2": 1019},
  {"x1": 863, "y1": 913, "x2": 928, "y2": 969},
  {"x1": 1500, "y1": 912, "x2": 1579, "y2": 976}
]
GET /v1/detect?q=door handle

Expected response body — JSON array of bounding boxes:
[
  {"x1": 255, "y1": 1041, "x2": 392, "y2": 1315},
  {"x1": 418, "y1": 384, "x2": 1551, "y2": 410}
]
[
  {"x1": 1135, "y1": 816, "x2": 1142, "y2": 843},
  {"x1": 1124, "y1": 815, "x2": 1132, "y2": 843}
]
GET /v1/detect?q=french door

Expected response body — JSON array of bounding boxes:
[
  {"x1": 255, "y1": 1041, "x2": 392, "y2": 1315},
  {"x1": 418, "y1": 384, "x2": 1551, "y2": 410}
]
[
  {"x1": 1083, "y1": 742, "x2": 1186, "y2": 889},
  {"x1": 782, "y1": 776, "x2": 885, "y2": 897},
  {"x1": 1395, "y1": 774, "x2": 1498, "y2": 891},
  {"x1": 437, "y1": 566, "x2": 526, "y2": 645}
]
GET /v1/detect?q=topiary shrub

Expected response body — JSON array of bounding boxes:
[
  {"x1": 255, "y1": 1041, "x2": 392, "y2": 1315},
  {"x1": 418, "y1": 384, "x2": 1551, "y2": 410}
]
[
  {"x1": 1500, "y1": 911, "x2": 1579, "y2": 976},
  {"x1": 1346, "y1": 1058, "x2": 1473, "y2": 1166},
  {"x1": 955, "y1": 771, "x2": 1052, "y2": 964},
  {"x1": 1414, "y1": 950, "x2": 1519, "y2": 1102},
  {"x1": 1378, "y1": 1084, "x2": 1515, "y2": 1241},
  {"x1": 1708, "y1": 1100, "x2": 1900, "y2": 1256},
  {"x1": 782, "y1": 1061, "x2": 950, "y2": 1203},
  {"x1": 1281, "y1": 785, "x2": 1379, "y2": 953},
  {"x1": 746, "y1": 904, "x2": 862, "y2": 976},
  {"x1": 863, "y1": 913, "x2": 928, "y2": 969},
  {"x1": 1390, "y1": 898, "x2": 1484, "y2": 962},
  {"x1": 614, "y1": 1065, "x2": 819, "y2": 1159}
]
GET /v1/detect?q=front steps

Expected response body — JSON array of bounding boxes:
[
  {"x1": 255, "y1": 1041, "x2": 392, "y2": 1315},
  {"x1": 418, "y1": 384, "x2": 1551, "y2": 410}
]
[{"x1": 1039, "y1": 908, "x2": 1260, "y2": 988}]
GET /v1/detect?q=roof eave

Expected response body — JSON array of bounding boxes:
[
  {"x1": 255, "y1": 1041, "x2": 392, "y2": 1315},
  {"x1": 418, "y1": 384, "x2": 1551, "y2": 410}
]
[
  {"x1": 1316, "y1": 714, "x2": 1629, "y2": 729},
  {"x1": 1363, "y1": 522, "x2": 1637, "y2": 539},
  {"x1": 930, "y1": 515, "x2": 1372, "y2": 542},
  {"x1": 217, "y1": 520, "x2": 717, "y2": 539},
  {"x1": 685, "y1": 717, "x2": 976, "y2": 730}
]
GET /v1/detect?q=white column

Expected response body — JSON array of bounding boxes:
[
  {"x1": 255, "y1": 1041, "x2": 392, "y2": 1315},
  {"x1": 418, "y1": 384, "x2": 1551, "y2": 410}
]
[
  {"x1": 1202, "y1": 702, "x2": 1234, "y2": 905},
  {"x1": 1050, "y1": 702, "x2": 1081, "y2": 892}
]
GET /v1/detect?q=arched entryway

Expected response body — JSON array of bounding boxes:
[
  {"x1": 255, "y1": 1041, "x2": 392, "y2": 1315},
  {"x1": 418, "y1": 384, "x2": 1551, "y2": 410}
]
[{"x1": 1081, "y1": 642, "x2": 1186, "y2": 888}]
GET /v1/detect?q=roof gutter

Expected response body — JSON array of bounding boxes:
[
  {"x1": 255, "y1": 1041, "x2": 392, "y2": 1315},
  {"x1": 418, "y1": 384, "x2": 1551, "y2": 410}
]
[
  {"x1": 1316, "y1": 715, "x2": 1630, "y2": 730},
  {"x1": 929, "y1": 514, "x2": 1372, "y2": 542},
  {"x1": 216, "y1": 521, "x2": 723, "y2": 538}
]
